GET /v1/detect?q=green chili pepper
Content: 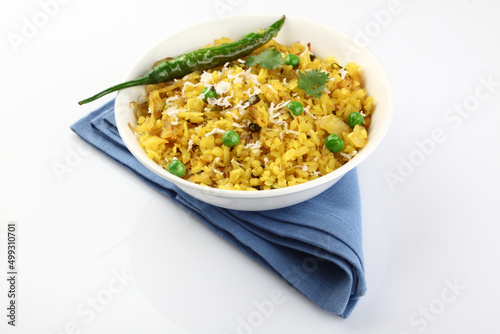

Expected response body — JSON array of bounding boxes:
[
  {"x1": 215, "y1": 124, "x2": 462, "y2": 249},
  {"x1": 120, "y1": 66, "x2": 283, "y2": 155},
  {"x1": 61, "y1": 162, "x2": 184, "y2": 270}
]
[{"x1": 78, "y1": 16, "x2": 286, "y2": 105}]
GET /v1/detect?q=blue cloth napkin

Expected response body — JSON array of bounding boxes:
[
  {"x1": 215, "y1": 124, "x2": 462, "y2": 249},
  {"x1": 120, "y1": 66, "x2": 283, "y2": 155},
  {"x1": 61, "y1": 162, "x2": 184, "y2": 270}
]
[{"x1": 71, "y1": 99, "x2": 367, "y2": 318}]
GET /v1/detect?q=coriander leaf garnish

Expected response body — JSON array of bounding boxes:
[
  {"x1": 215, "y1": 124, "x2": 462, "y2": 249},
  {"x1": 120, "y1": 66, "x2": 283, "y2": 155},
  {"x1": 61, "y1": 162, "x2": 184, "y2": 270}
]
[
  {"x1": 245, "y1": 48, "x2": 284, "y2": 70},
  {"x1": 297, "y1": 69, "x2": 329, "y2": 98}
]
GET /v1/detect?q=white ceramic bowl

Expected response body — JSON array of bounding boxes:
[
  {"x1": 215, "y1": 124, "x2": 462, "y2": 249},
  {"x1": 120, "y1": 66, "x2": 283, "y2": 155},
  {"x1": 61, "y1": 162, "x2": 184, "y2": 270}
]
[{"x1": 115, "y1": 14, "x2": 394, "y2": 211}]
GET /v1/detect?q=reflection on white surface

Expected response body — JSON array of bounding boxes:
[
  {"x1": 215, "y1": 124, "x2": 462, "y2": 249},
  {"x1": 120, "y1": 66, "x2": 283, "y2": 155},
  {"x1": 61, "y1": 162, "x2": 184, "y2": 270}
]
[{"x1": 129, "y1": 195, "x2": 389, "y2": 333}]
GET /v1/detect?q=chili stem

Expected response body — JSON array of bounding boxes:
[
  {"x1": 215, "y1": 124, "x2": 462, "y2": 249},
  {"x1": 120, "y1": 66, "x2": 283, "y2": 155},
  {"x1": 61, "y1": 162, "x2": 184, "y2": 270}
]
[{"x1": 78, "y1": 77, "x2": 150, "y2": 105}]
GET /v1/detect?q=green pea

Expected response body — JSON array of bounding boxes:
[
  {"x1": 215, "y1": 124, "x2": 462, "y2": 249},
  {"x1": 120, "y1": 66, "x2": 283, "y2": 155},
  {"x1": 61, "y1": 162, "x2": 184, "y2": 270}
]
[
  {"x1": 201, "y1": 86, "x2": 217, "y2": 102},
  {"x1": 167, "y1": 160, "x2": 186, "y2": 177},
  {"x1": 347, "y1": 112, "x2": 364, "y2": 128},
  {"x1": 285, "y1": 54, "x2": 300, "y2": 68},
  {"x1": 222, "y1": 130, "x2": 240, "y2": 147},
  {"x1": 287, "y1": 101, "x2": 303, "y2": 116},
  {"x1": 325, "y1": 134, "x2": 344, "y2": 153}
]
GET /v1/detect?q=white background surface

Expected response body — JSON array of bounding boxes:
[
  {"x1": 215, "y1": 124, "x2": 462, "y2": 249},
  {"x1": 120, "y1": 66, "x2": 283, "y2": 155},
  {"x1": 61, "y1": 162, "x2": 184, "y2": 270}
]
[{"x1": 1, "y1": 0, "x2": 499, "y2": 333}]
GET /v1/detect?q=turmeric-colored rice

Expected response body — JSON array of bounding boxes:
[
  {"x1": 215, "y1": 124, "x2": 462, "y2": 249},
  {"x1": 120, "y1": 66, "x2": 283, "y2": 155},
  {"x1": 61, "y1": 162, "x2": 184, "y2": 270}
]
[{"x1": 131, "y1": 38, "x2": 375, "y2": 190}]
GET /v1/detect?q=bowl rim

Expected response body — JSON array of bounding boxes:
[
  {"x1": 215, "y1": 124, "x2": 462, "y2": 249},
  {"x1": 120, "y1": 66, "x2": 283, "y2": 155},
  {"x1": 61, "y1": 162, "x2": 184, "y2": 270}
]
[{"x1": 115, "y1": 13, "x2": 394, "y2": 199}]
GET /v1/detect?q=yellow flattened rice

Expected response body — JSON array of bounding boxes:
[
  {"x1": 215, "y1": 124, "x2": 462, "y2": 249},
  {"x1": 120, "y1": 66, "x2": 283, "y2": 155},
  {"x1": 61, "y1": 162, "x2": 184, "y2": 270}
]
[{"x1": 131, "y1": 38, "x2": 375, "y2": 190}]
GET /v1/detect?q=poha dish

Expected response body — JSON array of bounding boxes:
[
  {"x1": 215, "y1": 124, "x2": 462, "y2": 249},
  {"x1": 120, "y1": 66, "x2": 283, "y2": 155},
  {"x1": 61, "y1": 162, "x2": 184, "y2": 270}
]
[{"x1": 131, "y1": 38, "x2": 374, "y2": 190}]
